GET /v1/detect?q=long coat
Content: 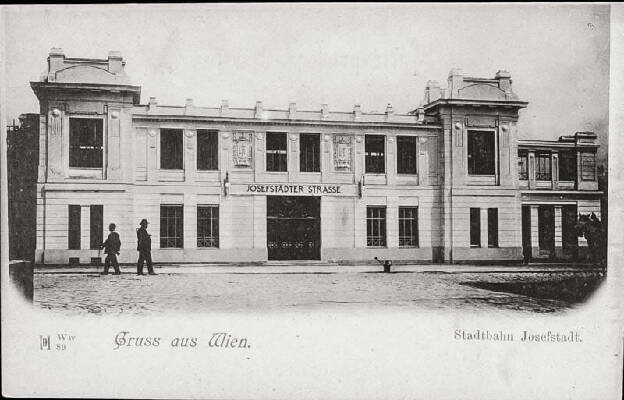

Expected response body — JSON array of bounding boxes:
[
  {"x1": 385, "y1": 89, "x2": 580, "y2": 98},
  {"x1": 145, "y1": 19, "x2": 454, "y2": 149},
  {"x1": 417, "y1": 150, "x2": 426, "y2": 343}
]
[
  {"x1": 136, "y1": 227, "x2": 151, "y2": 253},
  {"x1": 102, "y1": 232, "x2": 121, "y2": 255}
]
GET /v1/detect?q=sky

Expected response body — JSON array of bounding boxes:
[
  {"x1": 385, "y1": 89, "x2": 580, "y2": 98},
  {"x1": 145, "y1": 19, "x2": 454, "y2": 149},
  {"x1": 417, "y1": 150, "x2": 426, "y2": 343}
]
[{"x1": 2, "y1": 4, "x2": 610, "y2": 160}]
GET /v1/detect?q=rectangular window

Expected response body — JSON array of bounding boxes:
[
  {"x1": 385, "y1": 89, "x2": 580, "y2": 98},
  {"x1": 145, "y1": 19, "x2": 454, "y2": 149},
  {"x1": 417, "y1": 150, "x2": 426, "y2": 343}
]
[
  {"x1": 397, "y1": 136, "x2": 418, "y2": 174},
  {"x1": 487, "y1": 208, "x2": 498, "y2": 248},
  {"x1": 197, "y1": 129, "x2": 219, "y2": 170},
  {"x1": 89, "y1": 205, "x2": 103, "y2": 250},
  {"x1": 535, "y1": 152, "x2": 552, "y2": 181},
  {"x1": 366, "y1": 206, "x2": 386, "y2": 247},
  {"x1": 538, "y1": 205, "x2": 555, "y2": 250},
  {"x1": 558, "y1": 150, "x2": 577, "y2": 181},
  {"x1": 399, "y1": 207, "x2": 419, "y2": 247},
  {"x1": 68, "y1": 205, "x2": 81, "y2": 250},
  {"x1": 365, "y1": 135, "x2": 385, "y2": 173},
  {"x1": 518, "y1": 150, "x2": 528, "y2": 180},
  {"x1": 300, "y1": 133, "x2": 320, "y2": 172},
  {"x1": 160, "y1": 205, "x2": 184, "y2": 248},
  {"x1": 266, "y1": 132, "x2": 288, "y2": 172},
  {"x1": 69, "y1": 118, "x2": 103, "y2": 168},
  {"x1": 581, "y1": 153, "x2": 596, "y2": 181},
  {"x1": 197, "y1": 205, "x2": 219, "y2": 248},
  {"x1": 467, "y1": 130, "x2": 495, "y2": 175},
  {"x1": 160, "y1": 129, "x2": 184, "y2": 170},
  {"x1": 470, "y1": 208, "x2": 481, "y2": 247}
]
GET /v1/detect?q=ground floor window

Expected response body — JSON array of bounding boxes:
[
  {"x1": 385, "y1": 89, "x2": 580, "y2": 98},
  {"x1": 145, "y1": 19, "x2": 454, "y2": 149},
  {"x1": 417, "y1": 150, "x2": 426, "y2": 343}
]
[
  {"x1": 68, "y1": 205, "x2": 81, "y2": 250},
  {"x1": 488, "y1": 208, "x2": 498, "y2": 248},
  {"x1": 90, "y1": 205, "x2": 103, "y2": 249},
  {"x1": 470, "y1": 208, "x2": 481, "y2": 247},
  {"x1": 160, "y1": 205, "x2": 184, "y2": 248},
  {"x1": 197, "y1": 205, "x2": 219, "y2": 248},
  {"x1": 367, "y1": 206, "x2": 386, "y2": 247},
  {"x1": 399, "y1": 207, "x2": 418, "y2": 247}
]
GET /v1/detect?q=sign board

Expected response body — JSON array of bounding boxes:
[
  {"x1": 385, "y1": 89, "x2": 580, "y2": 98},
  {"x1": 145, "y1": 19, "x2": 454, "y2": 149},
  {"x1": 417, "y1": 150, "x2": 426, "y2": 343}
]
[{"x1": 229, "y1": 183, "x2": 358, "y2": 197}]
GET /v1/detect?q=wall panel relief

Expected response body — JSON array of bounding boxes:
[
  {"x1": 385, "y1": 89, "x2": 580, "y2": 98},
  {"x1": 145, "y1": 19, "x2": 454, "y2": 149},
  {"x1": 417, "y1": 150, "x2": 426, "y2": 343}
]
[
  {"x1": 233, "y1": 131, "x2": 253, "y2": 167},
  {"x1": 333, "y1": 135, "x2": 353, "y2": 171}
]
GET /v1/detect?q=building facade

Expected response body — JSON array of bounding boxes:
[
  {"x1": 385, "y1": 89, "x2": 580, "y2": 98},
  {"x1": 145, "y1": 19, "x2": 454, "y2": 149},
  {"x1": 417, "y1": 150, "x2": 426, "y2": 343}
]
[{"x1": 30, "y1": 50, "x2": 603, "y2": 265}]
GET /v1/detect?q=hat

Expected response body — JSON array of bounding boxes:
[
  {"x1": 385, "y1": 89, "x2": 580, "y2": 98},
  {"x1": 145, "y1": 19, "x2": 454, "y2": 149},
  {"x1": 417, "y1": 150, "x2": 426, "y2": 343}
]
[{"x1": 140, "y1": 219, "x2": 149, "y2": 225}]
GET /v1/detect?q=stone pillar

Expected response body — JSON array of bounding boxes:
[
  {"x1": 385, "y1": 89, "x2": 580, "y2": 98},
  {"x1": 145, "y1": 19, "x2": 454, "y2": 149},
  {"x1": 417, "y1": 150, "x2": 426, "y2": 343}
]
[
  {"x1": 80, "y1": 205, "x2": 91, "y2": 253},
  {"x1": 253, "y1": 196, "x2": 267, "y2": 249},
  {"x1": 386, "y1": 136, "x2": 396, "y2": 186},
  {"x1": 107, "y1": 108, "x2": 122, "y2": 180},
  {"x1": 354, "y1": 199, "x2": 367, "y2": 248},
  {"x1": 386, "y1": 197, "x2": 399, "y2": 248},
  {"x1": 147, "y1": 129, "x2": 159, "y2": 182},
  {"x1": 554, "y1": 205, "x2": 563, "y2": 258},
  {"x1": 528, "y1": 151, "x2": 536, "y2": 190},
  {"x1": 480, "y1": 208, "x2": 488, "y2": 248},
  {"x1": 418, "y1": 137, "x2": 428, "y2": 186},
  {"x1": 288, "y1": 133, "x2": 298, "y2": 179},
  {"x1": 552, "y1": 152, "x2": 559, "y2": 190},
  {"x1": 530, "y1": 205, "x2": 539, "y2": 257},
  {"x1": 183, "y1": 194, "x2": 196, "y2": 250},
  {"x1": 184, "y1": 129, "x2": 196, "y2": 183}
]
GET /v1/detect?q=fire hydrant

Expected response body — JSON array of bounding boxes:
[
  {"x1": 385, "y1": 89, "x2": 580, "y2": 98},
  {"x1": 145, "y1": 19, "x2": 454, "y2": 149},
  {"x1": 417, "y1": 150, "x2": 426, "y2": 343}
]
[{"x1": 374, "y1": 257, "x2": 392, "y2": 273}]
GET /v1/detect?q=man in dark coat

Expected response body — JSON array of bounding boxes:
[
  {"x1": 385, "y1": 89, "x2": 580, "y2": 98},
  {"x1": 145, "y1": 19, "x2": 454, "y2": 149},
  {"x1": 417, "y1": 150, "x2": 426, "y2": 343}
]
[
  {"x1": 136, "y1": 219, "x2": 156, "y2": 275},
  {"x1": 101, "y1": 223, "x2": 121, "y2": 275}
]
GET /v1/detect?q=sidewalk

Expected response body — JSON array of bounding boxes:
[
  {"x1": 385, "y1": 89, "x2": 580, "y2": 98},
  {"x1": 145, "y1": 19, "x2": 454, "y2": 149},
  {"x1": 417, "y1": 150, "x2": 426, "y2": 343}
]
[{"x1": 34, "y1": 262, "x2": 605, "y2": 275}]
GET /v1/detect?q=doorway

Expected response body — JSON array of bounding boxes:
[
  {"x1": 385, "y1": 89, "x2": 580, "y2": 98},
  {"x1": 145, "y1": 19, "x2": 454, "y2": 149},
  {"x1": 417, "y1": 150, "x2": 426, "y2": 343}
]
[{"x1": 267, "y1": 196, "x2": 321, "y2": 260}]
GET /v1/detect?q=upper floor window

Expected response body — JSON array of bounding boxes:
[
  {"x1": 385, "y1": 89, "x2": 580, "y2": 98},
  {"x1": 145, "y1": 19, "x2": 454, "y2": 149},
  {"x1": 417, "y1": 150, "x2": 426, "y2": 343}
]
[
  {"x1": 69, "y1": 118, "x2": 103, "y2": 168},
  {"x1": 558, "y1": 150, "x2": 577, "y2": 181},
  {"x1": 197, "y1": 130, "x2": 219, "y2": 171},
  {"x1": 160, "y1": 129, "x2": 183, "y2": 170},
  {"x1": 535, "y1": 152, "x2": 551, "y2": 181},
  {"x1": 266, "y1": 132, "x2": 287, "y2": 172},
  {"x1": 518, "y1": 150, "x2": 528, "y2": 180},
  {"x1": 397, "y1": 136, "x2": 417, "y2": 175},
  {"x1": 467, "y1": 130, "x2": 495, "y2": 175},
  {"x1": 365, "y1": 135, "x2": 385, "y2": 173},
  {"x1": 300, "y1": 133, "x2": 320, "y2": 172}
]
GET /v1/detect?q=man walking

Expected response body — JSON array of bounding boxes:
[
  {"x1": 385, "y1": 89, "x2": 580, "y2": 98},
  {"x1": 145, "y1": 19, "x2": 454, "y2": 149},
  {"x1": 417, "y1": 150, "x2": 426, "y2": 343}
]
[
  {"x1": 101, "y1": 223, "x2": 121, "y2": 275},
  {"x1": 136, "y1": 219, "x2": 156, "y2": 275}
]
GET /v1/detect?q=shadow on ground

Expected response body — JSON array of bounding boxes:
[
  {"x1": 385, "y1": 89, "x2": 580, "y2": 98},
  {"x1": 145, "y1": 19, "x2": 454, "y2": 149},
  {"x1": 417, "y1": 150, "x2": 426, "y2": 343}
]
[{"x1": 460, "y1": 271, "x2": 606, "y2": 304}]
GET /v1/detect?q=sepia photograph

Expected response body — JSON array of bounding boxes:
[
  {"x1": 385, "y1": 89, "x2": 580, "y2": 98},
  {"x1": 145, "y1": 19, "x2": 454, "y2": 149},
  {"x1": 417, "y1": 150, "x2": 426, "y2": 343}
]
[{"x1": 1, "y1": 3, "x2": 622, "y2": 399}]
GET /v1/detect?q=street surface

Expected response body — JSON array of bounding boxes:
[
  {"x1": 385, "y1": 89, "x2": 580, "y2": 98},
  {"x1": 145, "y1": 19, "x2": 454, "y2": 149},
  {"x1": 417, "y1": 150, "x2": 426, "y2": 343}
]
[{"x1": 33, "y1": 264, "x2": 605, "y2": 315}]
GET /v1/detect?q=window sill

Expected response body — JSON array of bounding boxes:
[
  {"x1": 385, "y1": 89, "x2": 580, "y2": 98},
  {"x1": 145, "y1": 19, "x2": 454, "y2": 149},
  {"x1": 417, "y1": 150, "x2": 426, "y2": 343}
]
[{"x1": 470, "y1": 245, "x2": 481, "y2": 248}]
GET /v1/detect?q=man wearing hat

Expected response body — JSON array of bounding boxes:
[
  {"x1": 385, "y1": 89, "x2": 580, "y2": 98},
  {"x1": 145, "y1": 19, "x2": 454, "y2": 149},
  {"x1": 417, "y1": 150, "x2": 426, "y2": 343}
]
[{"x1": 136, "y1": 219, "x2": 156, "y2": 275}]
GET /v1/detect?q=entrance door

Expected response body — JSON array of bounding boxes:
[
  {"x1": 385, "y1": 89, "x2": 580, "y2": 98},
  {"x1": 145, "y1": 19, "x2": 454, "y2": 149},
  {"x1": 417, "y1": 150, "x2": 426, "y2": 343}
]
[
  {"x1": 267, "y1": 196, "x2": 321, "y2": 260},
  {"x1": 538, "y1": 205, "x2": 555, "y2": 257},
  {"x1": 521, "y1": 206, "x2": 531, "y2": 263}
]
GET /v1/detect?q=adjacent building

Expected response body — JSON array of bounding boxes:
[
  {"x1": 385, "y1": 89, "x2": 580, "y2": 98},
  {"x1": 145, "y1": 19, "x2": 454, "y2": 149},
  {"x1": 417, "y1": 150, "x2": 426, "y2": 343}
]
[{"x1": 30, "y1": 49, "x2": 603, "y2": 265}]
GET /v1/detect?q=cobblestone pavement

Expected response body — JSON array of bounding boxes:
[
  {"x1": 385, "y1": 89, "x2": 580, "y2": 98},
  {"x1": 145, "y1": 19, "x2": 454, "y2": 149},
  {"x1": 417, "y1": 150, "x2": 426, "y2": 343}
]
[{"x1": 33, "y1": 267, "x2": 606, "y2": 316}]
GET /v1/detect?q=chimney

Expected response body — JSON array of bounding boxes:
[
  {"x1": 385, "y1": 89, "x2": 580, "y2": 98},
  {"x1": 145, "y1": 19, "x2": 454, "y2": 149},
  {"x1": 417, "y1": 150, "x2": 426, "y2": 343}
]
[
  {"x1": 47, "y1": 48, "x2": 65, "y2": 80},
  {"x1": 255, "y1": 101, "x2": 263, "y2": 118},
  {"x1": 385, "y1": 103, "x2": 393, "y2": 115},
  {"x1": 220, "y1": 99, "x2": 229, "y2": 116},
  {"x1": 447, "y1": 68, "x2": 463, "y2": 98},
  {"x1": 321, "y1": 103, "x2": 329, "y2": 119},
  {"x1": 288, "y1": 102, "x2": 296, "y2": 119},
  {"x1": 108, "y1": 50, "x2": 123, "y2": 74},
  {"x1": 424, "y1": 80, "x2": 441, "y2": 104},
  {"x1": 416, "y1": 106, "x2": 425, "y2": 123},
  {"x1": 353, "y1": 104, "x2": 362, "y2": 120},
  {"x1": 148, "y1": 97, "x2": 158, "y2": 110},
  {"x1": 185, "y1": 98, "x2": 193, "y2": 113},
  {"x1": 495, "y1": 70, "x2": 512, "y2": 93}
]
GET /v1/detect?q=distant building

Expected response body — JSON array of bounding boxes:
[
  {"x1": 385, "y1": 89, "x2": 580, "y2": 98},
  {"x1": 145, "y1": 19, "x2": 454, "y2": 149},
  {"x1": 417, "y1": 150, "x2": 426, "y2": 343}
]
[
  {"x1": 7, "y1": 113, "x2": 40, "y2": 261},
  {"x1": 29, "y1": 49, "x2": 602, "y2": 264}
]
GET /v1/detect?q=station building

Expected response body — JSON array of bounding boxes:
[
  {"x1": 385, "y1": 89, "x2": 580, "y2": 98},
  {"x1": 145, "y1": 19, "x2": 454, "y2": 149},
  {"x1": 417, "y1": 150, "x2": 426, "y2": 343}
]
[{"x1": 30, "y1": 49, "x2": 603, "y2": 265}]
